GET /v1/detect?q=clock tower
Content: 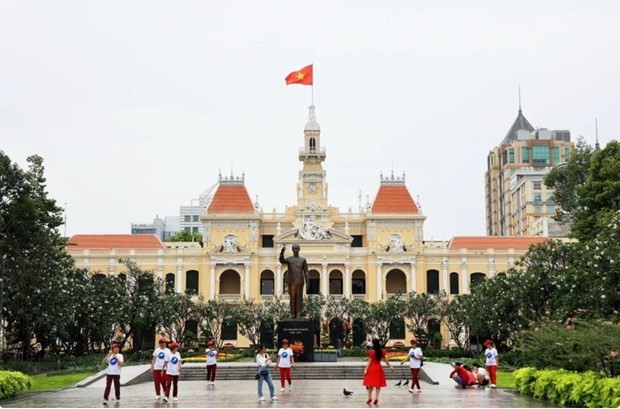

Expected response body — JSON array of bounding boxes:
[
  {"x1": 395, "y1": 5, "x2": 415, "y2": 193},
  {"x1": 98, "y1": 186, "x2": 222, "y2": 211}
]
[{"x1": 297, "y1": 105, "x2": 328, "y2": 208}]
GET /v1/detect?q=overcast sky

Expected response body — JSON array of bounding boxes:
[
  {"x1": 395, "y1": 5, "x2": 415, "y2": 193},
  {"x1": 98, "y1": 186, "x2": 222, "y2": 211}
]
[{"x1": 1, "y1": 0, "x2": 619, "y2": 240}]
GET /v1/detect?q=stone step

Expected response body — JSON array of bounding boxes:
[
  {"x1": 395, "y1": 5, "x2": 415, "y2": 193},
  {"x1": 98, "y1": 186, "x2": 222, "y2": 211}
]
[{"x1": 179, "y1": 365, "x2": 413, "y2": 381}]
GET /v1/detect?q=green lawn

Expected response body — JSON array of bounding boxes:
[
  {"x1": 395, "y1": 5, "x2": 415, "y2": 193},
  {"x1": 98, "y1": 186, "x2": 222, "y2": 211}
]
[{"x1": 29, "y1": 371, "x2": 95, "y2": 392}]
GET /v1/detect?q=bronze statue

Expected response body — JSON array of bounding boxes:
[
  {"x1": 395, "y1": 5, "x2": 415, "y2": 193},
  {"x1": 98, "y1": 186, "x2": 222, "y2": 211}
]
[{"x1": 279, "y1": 244, "x2": 308, "y2": 318}]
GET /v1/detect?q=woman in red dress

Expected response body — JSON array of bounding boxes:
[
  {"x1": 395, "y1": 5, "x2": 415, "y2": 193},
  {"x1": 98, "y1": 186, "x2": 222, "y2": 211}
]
[{"x1": 363, "y1": 339, "x2": 394, "y2": 405}]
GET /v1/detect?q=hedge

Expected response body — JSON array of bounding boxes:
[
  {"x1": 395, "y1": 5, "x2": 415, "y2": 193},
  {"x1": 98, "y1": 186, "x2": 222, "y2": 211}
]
[
  {"x1": 514, "y1": 367, "x2": 620, "y2": 408},
  {"x1": 0, "y1": 371, "x2": 32, "y2": 399}
]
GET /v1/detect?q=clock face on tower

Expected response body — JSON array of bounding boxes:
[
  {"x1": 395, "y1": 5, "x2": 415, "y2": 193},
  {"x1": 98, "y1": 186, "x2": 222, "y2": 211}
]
[{"x1": 307, "y1": 183, "x2": 318, "y2": 193}]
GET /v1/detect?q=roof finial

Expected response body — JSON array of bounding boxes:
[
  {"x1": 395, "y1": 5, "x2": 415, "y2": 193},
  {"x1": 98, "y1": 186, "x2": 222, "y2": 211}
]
[
  {"x1": 308, "y1": 105, "x2": 316, "y2": 121},
  {"x1": 518, "y1": 84, "x2": 522, "y2": 114}
]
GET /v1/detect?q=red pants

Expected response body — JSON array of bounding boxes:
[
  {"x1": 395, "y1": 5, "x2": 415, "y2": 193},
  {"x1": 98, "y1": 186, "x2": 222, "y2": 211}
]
[
  {"x1": 279, "y1": 367, "x2": 292, "y2": 387},
  {"x1": 207, "y1": 364, "x2": 217, "y2": 382},
  {"x1": 410, "y1": 368, "x2": 421, "y2": 389},
  {"x1": 487, "y1": 365, "x2": 497, "y2": 385},
  {"x1": 165, "y1": 374, "x2": 179, "y2": 398},
  {"x1": 153, "y1": 369, "x2": 168, "y2": 396},
  {"x1": 103, "y1": 374, "x2": 120, "y2": 400}
]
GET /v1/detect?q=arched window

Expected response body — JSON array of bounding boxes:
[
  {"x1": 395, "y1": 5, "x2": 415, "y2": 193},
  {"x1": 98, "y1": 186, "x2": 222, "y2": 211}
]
[
  {"x1": 165, "y1": 273, "x2": 175, "y2": 293},
  {"x1": 386, "y1": 269, "x2": 407, "y2": 295},
  {"x1": 329, "y1": 270, "x2": 343, "y2": 295},
  {"x1": 307, "y1": 270, "x2": 320, "y2": 294},
  {"x1": 470, "y1": 272, "x2": 486, "y2": 288},
  {"x1": 219, "y1": 270, "x2": 241, "y2": 295},
  {"x1": 260, "y1": 270, "x2": 274, "y2": 295},
  {"x1": 449, "y1": 272, "x2": 459, "y2": 295},
  {"x1": 186, "y1": 270, "x2": 199, "y2": 293},
  {"x1": 352, "y1": 270, "x2": 366, "y2": 295},
  {"x1": 497, "y1": 272, "x2": 507, "y2": 278},
  {"x1": 94, "y1": 273, "x2": 106, "y2": 281},
  {"x1": 118, "y1": 273, "x2": 127, "y2": 281},
  {"x1": 426, "y1": 270, "x2": 439, "y2": 294},
  {"x1": 309, "y1": 137, "x2": 316, "y2": 152}
]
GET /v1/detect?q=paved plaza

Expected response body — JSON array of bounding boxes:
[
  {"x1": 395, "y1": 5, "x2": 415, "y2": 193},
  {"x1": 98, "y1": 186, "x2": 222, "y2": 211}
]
[{"x1": 3, "y1": 363, "x2": 553, "y2": 408}]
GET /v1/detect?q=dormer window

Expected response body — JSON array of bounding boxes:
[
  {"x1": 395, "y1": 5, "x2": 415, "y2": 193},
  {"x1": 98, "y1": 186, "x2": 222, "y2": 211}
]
[{"x1": 309, "y1": 137, "x2": 316, "y2": 153}]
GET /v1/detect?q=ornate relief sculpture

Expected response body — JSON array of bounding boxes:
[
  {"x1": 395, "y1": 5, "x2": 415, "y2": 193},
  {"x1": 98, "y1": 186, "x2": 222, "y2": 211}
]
[
  {"x1": 296, "y1": 217, "x2": 332, "y2": 240},
  {"x1": 387, "y1": 233, "x2": 405, "y2": 252},
  {"x1": 221, "y1": 234, "x2": 239, "y2": 253}
]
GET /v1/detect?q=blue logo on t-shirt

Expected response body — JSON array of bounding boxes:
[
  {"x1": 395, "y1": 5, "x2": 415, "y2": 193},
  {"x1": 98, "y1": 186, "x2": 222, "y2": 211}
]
[
  {"x1": 486, "y1": 352, "x2": 492, "y2": 358},
  {"x1": 209, "y1": 352, "x2": 215, "y2": 357},
  {"x1": 282, "y1": 352, "x2": 288, "y2": 358},
  {"x1": 110, "y1": 358, "x2": 118, "y2": 365},
  {"x1": 158, "y1": 352, "x2": 165, "y2": 359},
  {"x1": 171, "y1": 357, "x2": 179, "y2": 364},
  {"x1": 409, "y1": 352, "x2": 415, "y2": 358}
]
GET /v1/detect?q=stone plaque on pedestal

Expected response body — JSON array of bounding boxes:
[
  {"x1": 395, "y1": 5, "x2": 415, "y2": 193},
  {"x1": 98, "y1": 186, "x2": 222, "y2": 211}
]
[{"x1": 278, "y1": 319, "x2": 315, "y2": 362}]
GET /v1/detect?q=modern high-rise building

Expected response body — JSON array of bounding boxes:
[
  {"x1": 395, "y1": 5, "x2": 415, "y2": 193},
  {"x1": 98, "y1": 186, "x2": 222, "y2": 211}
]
[{"x1": 485, "y1": 106, "x2": 573, "y2": 237}]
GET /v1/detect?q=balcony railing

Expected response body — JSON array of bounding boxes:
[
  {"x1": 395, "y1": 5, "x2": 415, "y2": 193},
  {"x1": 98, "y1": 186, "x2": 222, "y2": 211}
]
[
  {"x1": 352, "y1": 294, "x2": 366, "y2": 300},
  {"x1": 218, "y1": 294, "x2": 242, "y2": 302}
]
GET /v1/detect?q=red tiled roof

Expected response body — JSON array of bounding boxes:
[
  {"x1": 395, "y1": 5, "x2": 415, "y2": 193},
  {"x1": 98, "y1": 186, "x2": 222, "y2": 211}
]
[
  {"x1": 448, "y1": 236, "x2": 548, "y2": 250},
  {"x1": 67, "y1": 234, "x2": 165, "y2": 249},
  {"x1": 207, "y1": 184, "x2": 255, "y2": 213},
  {"x1": 371, "y1": 185, "x2": 419, "y2": 213}
]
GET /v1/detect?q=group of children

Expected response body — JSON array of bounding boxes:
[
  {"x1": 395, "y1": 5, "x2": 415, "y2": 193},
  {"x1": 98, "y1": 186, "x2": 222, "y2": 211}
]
[
  {"x1": 150, "y1": 337, "x2": 184, "y2": 403},
  {"x1": 449, "y1": 339, "x2": 498, "y2": 389}
]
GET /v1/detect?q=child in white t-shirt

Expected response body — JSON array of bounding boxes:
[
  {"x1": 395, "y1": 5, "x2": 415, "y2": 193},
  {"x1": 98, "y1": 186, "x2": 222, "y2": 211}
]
[
  {"x1": 483, "y1": 340, "x2": 499, "y2": 388},
  {"x1": 163, "y1": 342, "x2": 182, "y2": 402},
  {"x1": 275, "y1": 339, "x2": 295, "y2": 392},
  {"x1": 205, "y1": 340, "x2": 218, "y2": 386},
  {"x1": 101, "y1": 343, "x2": 124, "y2": 405},
  {"x1": 400, "y1": 338, "x2": 423, "y2": 392}
]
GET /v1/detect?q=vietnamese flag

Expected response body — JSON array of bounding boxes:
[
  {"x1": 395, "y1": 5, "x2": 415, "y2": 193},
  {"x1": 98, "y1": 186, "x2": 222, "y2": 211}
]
[{"x1": 285, "y1": 64, "x2": 313, "y2": 85}]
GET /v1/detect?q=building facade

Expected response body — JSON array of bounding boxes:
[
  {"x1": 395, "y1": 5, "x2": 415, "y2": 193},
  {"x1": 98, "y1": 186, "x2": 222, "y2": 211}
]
[
  {"x1": 69, "y1": 106, "x2": 548, "y2": 347},
  {"x1": 485, "y1": 107, "x2": 573, "y2": 237}
]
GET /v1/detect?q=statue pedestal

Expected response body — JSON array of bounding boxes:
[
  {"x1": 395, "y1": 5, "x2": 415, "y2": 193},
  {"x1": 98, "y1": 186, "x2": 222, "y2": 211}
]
[{"x1": 278, "y1": 320, "x2": 315, "y2": 362}]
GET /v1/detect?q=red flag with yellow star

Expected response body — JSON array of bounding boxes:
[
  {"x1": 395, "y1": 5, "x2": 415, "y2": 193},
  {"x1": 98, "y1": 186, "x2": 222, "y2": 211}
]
[{"x1": 285, "y1": 64, "x2": 313, "y2": 85}]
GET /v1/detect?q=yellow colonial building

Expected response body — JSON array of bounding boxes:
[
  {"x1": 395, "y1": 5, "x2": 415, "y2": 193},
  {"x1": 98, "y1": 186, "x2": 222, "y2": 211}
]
[{"x1": 67, "y1": 106, "x2": 546, "y2": 347}]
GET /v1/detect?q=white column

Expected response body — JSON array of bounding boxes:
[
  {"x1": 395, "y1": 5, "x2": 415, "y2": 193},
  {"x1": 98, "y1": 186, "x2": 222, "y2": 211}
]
[
  {"x1": 488, "y1": 257, "x2": 495, "y2": 278},
  {"x1": 409, "y1": 258, "x2": 417, "y2": 293},
  {"x1": 461, "y1": 257, "x2": 469, "y2": 294},
  {"x1": 344, "y1": 261, "x2": 351, "y2": 298},
  {"x1": 176, "y1": 262, "x2": 183, "y2": 294},
  {"x1": 322, "y1": 262, "x2": 328, "y2": 296},
  {"x1": 376, "y1": 261, "x2": 383, "y2": 300},
  {"x1": 210, "y1": 259, "x2": 216, "y2": 300},
  {"x1": 441, "y1": 258, "x2": 449, "y2": 293},
  {"x1": 276, "y1": 263, "x2": 282, "y2": 297},
  {"x1": 157, "y1": 250, "x2": 164, "y2": 280},
  {"x1": 244, "y1": 262, "x2": 250, "y2": 300}
]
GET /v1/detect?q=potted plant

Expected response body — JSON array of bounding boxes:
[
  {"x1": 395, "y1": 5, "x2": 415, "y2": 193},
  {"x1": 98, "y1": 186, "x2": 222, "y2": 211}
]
[
  {"x1": 343, "y1": 319, "x2": 353, "y2": 349},
  {"x1": 320, "y1": 319, "x2": 330, "y2": 348}
]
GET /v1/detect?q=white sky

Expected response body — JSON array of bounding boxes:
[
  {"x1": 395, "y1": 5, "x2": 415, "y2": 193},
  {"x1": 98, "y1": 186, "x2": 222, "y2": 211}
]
[{"x1": 1, "y1": 0, "x2": 619, "y2": 240}]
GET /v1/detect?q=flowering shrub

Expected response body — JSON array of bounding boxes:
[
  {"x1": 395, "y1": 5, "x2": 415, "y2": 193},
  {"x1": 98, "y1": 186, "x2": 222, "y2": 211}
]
[
  {"x1": 290, "y1": 341, "x2": 304, "y2": 357},
  {"x1": 0, "y1": 371, "x2": 32, "y2": 399}
]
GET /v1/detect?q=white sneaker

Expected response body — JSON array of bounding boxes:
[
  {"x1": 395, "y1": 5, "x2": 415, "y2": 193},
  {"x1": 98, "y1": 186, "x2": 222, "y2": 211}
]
[
  {"x1": 279, "y1": 387, "x2": 285, "y2": 392},
  {"x1": 163, "y1": 396, "x2": 169, "y2": 402},
  {"x1": 408, "y1": 388, "x2": 414, "y2": 393},
  {"x1": 258, "y1": 396, "x2": 266, "y2": 401},
  {"x1": 173, "y1": 397, "x2": 178, "y2": 402},
  {"x1": 210, "y1": 381, "x2": 215, "y2": 386},
  {"x1": 103, "y1": 400, "x2": 108, "y2": 405},
  {"x1": 490, "y1": 384, "x2": 497, "y2": 389},
  {"x1": 271, "y1": 396, "x2": 279, "y2": 401},
  {"x1": 155, "y1": 395, "x2": 161, "y2": 400},
  {"x1": 288, "y1": 386, "x2": 293, "y2": 392}
]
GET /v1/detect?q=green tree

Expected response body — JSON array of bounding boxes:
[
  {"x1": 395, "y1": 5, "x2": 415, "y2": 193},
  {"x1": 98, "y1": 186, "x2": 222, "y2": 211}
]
[
  {"x1": 546, "y1": 139, "x2": 620, "y2": 240},
  {"x1": 115, "y1": 260, "x2": 164, "y2": 351},
  {"x1": 195, "y1": 298, "x2": 234, "y2": 348},
  {"x1": 165, "y1": 230, "x2": 203, "y2": 242},
  {"x1": 0, "y1": 153, "x2": 75, "y2": 358},
  {"x1": 402, "y1": 291, "x2": 439, "y2": 338},
  {"x1": 365, "y1": 295, "x2": 403, "y2": 345},
  {"x1": 159, "y1": 290, "x2": 199, "y2": 346},
  {"x1": 264, "y1": 297, "x2": 291, "y2": 347},
  {"x1": 234, "y1": 299, "x2": 270, "y2": 347},
  {"x1": 446, "y1": 296, "x2": 471, "y2": 350}
]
